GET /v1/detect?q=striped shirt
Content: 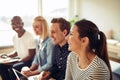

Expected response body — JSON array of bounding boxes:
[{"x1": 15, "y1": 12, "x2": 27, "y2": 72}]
[{"x1": 65, "y1": 52, "x2": 110, "y2": 80}]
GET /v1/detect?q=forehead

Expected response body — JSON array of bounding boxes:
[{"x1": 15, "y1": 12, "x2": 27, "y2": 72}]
[
  {"x1": 11, "y1": 17, "x2": 22, "y2": 23},
  {"x1": 33, "y1": 21, "x2": 41, "y2": 26},
  {"x1": 50, "y1": 23, "x2": 60, "y2": 31},
  {"x1": 71, "y1": 25, "x2": 78, "y2": 32}
]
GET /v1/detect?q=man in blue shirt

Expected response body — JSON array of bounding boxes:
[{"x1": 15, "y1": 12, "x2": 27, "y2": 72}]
[{"x1": 39, "y1": 18, "x2": 71, "y2": 80}]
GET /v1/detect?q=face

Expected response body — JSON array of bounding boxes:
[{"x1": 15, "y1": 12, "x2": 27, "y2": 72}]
[
  {"x1": 50, "y1": 23, "x2": 66, "y2": 45},
  {"x1": 33, "y1": 21, "x2": 42, "y2": 36},
  {"x1": 68, "y1": 25, "x2": 82, "y2": 51},
  {"x1": 11, "y1": 18, "x2": 23, "y2": 33}
]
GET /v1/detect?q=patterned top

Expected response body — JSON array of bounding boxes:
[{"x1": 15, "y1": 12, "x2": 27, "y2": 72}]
[
  {"x1": 65, "y1": 52, "x2": 110, "y2": 80},
  {"x1": 49, "y1": 43, "x2": 70, "y2": 80}
]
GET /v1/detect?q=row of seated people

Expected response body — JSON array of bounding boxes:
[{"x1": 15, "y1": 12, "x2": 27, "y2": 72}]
[{"x1": 0, "y1": 16, "x2": 112, "y2": 80}]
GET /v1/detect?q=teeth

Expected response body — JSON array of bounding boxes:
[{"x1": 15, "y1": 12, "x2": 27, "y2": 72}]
[{"x1": 15, "y1": 28, "x2": 19, "y2": 30}]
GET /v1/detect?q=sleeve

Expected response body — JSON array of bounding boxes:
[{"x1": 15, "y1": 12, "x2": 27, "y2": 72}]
[
  {"x1": 47, "y1": 46, "x2": 56, "y2": 73},
  {"x1": 32, "y1": 40, "x2": 39, "y2": 65},
  {"x1": 28, "y1": 35, "x2": 36, "y2": 49},
  {"x1": 65, "y1": 53, "x2": 73, "y2": 80},
  {"x1": 32, "y1": 53, "x2": 38, "y2": 65},
  {"x1": 38, "y1": 39, "x2": 54, "y2": 72},
  {"x1": 91, "y1": 65, "x2": 110, "y2": 80}
]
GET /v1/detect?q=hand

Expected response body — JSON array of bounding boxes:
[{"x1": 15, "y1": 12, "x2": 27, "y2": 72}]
[
  {"x1": 21, "y1": 66, "x2": 30, "y2": 77},
  {"x1": 0, "y1": 54, "x2": 8, "y2": 59},
  {"x1": 38, "y1": 71, "x2": 51, "y2": 80}
]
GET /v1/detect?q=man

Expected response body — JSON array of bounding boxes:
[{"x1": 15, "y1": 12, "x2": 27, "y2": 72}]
[
  {"x1": 0, "y1": 16, "x2": 36, "y2": 80},
  {"x1": 10, "y1": 16, "x2": 36, "y2": 71},
  {"x1": 39, "y1": 17, "x2": 71, "y2": 80}
]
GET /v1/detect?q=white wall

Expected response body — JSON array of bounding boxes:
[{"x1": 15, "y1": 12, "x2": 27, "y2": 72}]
[{"x1": 69, "y1": 0, "x2": 120, "y2": 40}]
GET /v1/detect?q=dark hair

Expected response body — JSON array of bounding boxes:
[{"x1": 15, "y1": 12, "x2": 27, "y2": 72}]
[
  {"x1": 11, "y1": 16, "x2": 22, "y2": 22},
  {"x1": 75, "y1": 19, "x2": 112, "y2": 80},
  {"x1": 51, "y1": 17, "x2": 71, "y2": 35}
]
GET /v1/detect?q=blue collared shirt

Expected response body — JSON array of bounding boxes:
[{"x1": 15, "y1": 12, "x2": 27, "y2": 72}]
[{"x1": 32, "y1": 37, "x2": 54, "y2": 73}]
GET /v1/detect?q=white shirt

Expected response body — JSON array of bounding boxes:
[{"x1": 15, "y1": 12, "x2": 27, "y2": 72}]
[{"x1": 13, "y1": 30, "x2": 36, "y2": 59}]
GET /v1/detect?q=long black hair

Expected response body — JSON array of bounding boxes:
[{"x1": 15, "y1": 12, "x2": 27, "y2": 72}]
[{"x1": 75, "y1": 19, "x2": 112, "y2": 80}]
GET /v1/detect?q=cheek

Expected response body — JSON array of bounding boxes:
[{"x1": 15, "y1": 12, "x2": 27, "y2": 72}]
[
  {"x1": 33, "y1": 29, "x2": 39, "y2": 35},
  {"x1": 69, "y1": 37, "x2": 80, "y2": 49},
  {"x1": 53, "y1": 33, "x2": 59, "y2": 38},
  {"x1": 39, "y1": 27, "x2": 42, "y2": 31}
]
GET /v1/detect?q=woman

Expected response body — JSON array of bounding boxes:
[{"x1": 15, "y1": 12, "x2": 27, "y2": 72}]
[
  {"x1": 21, "y1": 16, "x2": 54, "y2": 78},
  {"x1": 65, "y1": 19, "x2": 112, "y2": 80}
]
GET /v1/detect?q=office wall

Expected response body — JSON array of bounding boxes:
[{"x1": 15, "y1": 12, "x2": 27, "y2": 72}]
[{"x1": 69, "y1": 0, "x2": 120, "y2": 40}]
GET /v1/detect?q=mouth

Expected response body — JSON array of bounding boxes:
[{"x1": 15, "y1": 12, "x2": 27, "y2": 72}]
[
  {"x1": 14, "y1": 28, "x2": 20, "y2": 31},
  {"x1": 52, "y1": 38, "x2": 55, "y2": 41}
]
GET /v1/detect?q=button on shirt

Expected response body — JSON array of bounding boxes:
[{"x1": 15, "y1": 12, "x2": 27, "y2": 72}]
[{"x1": 49, "y1": 43, "x2": 70, "y2": 80}]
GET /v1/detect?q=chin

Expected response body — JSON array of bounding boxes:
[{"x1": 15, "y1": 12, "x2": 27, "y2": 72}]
[
  {"x1": 52, "y1": 41, "x2": 57, "y2": 45},
  {"x1": 68, "y1": 47, "x2": 72, "y2": 51}
]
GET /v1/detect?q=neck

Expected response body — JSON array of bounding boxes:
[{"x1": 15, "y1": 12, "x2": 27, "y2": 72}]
[
  {"x1": 76, "y1": 50, "x2": 95, "y2": 69},
  {"x1": 18, "y1": 29, "x2": 25, "y2": 37},
  {"x1": 59, "y1": 39, "x2": 67, "y2": 47}
]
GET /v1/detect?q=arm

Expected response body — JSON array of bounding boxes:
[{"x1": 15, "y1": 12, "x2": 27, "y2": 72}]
[
  {"x1": 30, "y1": 49, "x2": 39, "y2": 71},
  {"x1": 7, "y1": 50, "x2": 17, "y2": 58},
  {"x1": 21, "y1": 53, "x2": 39, "y2": 77},
  {"x1": 20, "y1": 48, "x2": 36, "y2": 62},
  {"x1": 21, "y1": 64, "x2": 39, "y2": 77},
  {"x1": 38, "y1": 39, "x2": 54, "y2": 72}
]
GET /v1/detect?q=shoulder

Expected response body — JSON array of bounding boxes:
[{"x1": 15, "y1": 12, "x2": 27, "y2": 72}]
[
  {"x1": 92, "y1": 56, "x2": 110, "y2": 73},
  {"x1": 69, "y1": 52, "x2": 76, "y2": 57},
  {"x1": 96, "y1": 56, "x2": 108, "y2": 68},
  {"x1": 88, "y1": 56, "x2": 110, "y2": 79},
  {"x1": 44, "y1": 37, "x2": 53, "y2": 44},
  {"x1": 68, "y1": 52, "x2": 77, "y2": 61},
  {"x1": 13, "y1": 34, "x2": 17, "y2": 39},
  {"x1": 43, "y1": 37, "x2": 54, "y2": 47},
  {"x1": 26, "y1": 30, "x2": 36, "y2": 39},
  {"x1": 25, "y1": 30, "x2": 35, "y2": 37}
]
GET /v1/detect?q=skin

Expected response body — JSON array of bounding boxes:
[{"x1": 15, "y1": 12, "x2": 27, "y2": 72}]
[
  {"x1": 38, "y1": 22, "x2": 68, "y2": 80},
  {"x1": 21, "y1": 20, "x2": 44, "y2": 77},
  {"x1": 9, "y1": 16, "x2": 35, "y2": 62},
  {"x1": 32, "y1": 21, "x2": 42, "y2": 36},
  {"x1": 50, "y1": 23, "x2": 67, "y2": 47},
  {"x1": 68, "y1": 25, "x2": 82, "y2": 52},
  {"x1": 68, "y1": 25, "x2": 95, "y2": 69}
]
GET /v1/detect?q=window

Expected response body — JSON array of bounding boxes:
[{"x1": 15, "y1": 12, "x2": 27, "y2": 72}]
[
  {"x1": 42, "y1": 0, "x2": 69, "y2": 23},
  {"x1": 0, "y1": 0, "x2": 69, "y2": 47},
  {"x1": 0, "y1": 0, "x2": 38, "y2": 47}
]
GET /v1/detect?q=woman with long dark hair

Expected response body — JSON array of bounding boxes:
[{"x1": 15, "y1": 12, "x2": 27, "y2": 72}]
[{"x1": 65, "y1": 19, "x2": 112, "y2": 80}]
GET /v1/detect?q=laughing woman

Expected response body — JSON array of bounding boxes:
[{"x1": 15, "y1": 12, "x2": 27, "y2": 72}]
[{"x1": 65, "y1": 19, "x2": 112, "y2": 80}]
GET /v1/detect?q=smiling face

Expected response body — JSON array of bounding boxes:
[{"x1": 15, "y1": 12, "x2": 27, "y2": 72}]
[
  {"x1": 68, "y1": 25, "x2": 83, "y2": 52},
  {"x1": 50, "y1": 23, "x2": 67, "y2": 45},
  {"x1": 32, "y1": 21, "x2": 42, "y2": 36},
  {"x1": 11, "y1": 16, "x2": 24, "y2": 33}
]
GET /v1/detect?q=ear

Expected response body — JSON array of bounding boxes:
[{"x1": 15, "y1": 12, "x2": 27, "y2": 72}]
[
  {"x1": 81, "y1": 37, "x2": 89, "y2": 45},
  {"x1": 63, "y1": 29, "x2": 67, "y2": 36}
]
